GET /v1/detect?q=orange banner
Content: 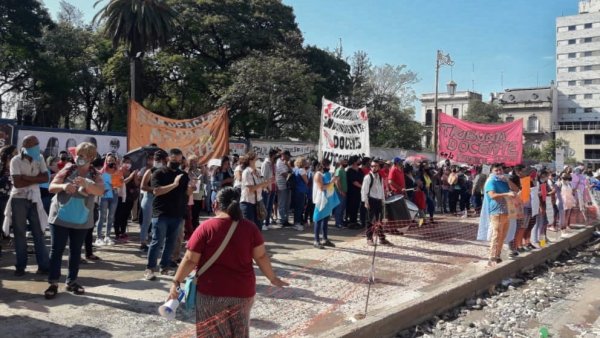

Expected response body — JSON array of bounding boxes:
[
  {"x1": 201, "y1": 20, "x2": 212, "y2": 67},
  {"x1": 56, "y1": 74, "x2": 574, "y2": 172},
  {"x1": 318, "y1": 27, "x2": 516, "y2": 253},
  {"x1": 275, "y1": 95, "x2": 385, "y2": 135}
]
[{"x1": 128, "y1": 101, "x2": 229, "y2": 164}]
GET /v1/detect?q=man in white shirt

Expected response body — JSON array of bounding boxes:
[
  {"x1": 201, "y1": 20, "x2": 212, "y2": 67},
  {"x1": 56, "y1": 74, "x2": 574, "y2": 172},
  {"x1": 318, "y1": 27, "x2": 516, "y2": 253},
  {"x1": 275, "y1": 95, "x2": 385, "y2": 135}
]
[
  {"x1": 361, "y1": 160, "x2": 392, "y2": 246},
  {"x1": 260, "y1": 148, "x2": 279, "y2": 230},
  {"x1": 9, "y1": 135, "x2": 50, "y2": 276},
  {"x1": 275, "y1": 150, "x2": 292, "y2": 226}
]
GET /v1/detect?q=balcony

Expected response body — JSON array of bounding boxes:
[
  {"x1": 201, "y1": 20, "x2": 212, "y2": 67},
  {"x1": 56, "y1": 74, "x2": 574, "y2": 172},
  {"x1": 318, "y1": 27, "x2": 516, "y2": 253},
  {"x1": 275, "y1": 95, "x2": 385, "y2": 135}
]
[{"x1": 554, "y1": 121, "x2": 600, "y2": 131}]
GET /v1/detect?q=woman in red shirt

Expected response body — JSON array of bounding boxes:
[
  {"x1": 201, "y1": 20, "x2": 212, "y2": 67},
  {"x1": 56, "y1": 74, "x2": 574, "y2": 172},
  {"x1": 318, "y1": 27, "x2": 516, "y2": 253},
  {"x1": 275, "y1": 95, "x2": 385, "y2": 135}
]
[{"x1": 168, "y1": 187, "x2": 287, "y2": 337}]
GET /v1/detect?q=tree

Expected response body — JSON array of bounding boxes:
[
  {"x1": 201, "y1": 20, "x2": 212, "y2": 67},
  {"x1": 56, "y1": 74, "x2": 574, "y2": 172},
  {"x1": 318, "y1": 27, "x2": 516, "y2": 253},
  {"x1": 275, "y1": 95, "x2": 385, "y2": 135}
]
[
  {"x1": 0, "y1": 0, "x2": 52, "y2": 116},
  {"x1": 93, "y1": 0, "x2": 177, "y2": 102},
  {"x1": 463, "y1": 101, "x2": 502, "y2": 124},
  {"x1": 219, "y1": 53, "x2": 320, "y2": 140}
]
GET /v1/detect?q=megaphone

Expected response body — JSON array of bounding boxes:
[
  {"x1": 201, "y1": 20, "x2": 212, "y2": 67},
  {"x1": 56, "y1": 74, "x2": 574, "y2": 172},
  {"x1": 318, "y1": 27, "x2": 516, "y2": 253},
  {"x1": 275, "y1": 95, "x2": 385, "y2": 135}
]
[{"x1": 158, "y1": 288, "x2": 185, "y2": 320}]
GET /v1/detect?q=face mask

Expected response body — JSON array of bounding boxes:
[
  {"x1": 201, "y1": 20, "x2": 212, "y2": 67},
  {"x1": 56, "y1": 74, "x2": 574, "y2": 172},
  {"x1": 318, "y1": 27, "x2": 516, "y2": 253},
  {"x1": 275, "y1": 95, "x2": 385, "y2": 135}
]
[
  {"x1": 23, "y1": 145, "x2": 40, "y2": 160},
  {"x1": 154, "y1": 161, "x2": 163, "y2": 169},
  {"x1": 108, "y1": 163, "x2": 116, "y2": 169},
  {"x1": 60, "y1": 156, "x2": 68, "y2": 162},
  {"x1": 76, "y1": 157, "x2": 88, "y2": 167},
  {"x1": 169, "y1": 162, "x2": 180, "y2": 170},
  {"x1": 123, "y1": 163, "x2": 131, "y2": 169}
]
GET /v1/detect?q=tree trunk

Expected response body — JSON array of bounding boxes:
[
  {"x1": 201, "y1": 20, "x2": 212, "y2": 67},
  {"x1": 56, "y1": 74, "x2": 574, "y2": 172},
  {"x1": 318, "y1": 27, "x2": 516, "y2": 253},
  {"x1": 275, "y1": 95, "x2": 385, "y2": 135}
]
[{"x1": 130, "y1": 57, "x2": 142, "y2": 103}]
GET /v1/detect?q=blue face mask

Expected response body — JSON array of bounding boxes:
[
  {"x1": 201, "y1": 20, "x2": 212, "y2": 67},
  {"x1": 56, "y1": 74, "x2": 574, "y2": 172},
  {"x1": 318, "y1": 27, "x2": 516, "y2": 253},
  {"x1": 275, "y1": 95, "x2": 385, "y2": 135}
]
[{"x1": 23, "y1": 145, "x2": 41, "y2": 160}]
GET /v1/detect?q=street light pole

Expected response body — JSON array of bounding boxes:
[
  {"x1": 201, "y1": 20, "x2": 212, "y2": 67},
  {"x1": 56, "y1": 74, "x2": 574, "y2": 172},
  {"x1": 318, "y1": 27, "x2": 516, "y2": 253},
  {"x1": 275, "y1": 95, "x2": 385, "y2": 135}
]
[{"x1": 432, "y1": 50, "x2": 454, "y2": 158}]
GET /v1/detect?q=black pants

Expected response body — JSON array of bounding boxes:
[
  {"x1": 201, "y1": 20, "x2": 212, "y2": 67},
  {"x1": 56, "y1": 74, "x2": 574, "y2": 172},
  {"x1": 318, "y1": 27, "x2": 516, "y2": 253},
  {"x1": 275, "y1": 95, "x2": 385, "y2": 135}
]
[
  {"x1": 114, "y1": 198, "x2": 134, "y2": 236},
  {"x1": 303, "y1": 199, "x2": 315, "y2": 223},
  {"x1": 459, "y1": 191, "x2": 470, "y2": 212},
  {"x1": 191, "y1": 200, "x2": 203, "y2": 229},
  {"x1": 366, "y1": 197, "x2": 385, "y2": 240},
  {"x1": 346, "y1": 193, "x2": 361, "y2": 224},
  {"x1": 449, "y1": 190, "x2": 459, "y2": 213},
  {"x1": 85, "y1": 203, "x2": 99, "y2": 257}
]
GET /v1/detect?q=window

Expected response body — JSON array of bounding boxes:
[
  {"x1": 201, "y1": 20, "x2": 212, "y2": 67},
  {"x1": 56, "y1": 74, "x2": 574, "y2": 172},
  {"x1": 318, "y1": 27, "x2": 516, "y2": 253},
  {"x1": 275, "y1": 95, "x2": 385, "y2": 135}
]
[
  {"x1": 585, "y1": 51, "x2": 593, "y2": 57},
  {"x1": 585, "y1": 108, "x2": 594, "y2": 113},
  {"x1": 452, "y1": 108, "x2": 459, "y2": 118},
  {"x1": 527, "y1": 115, "x2": 539, "y2": 132},
  {"x1": 585, "y1": 149, "x2": 600, "y2": 159},
  {"x1": 568, "y1": 94, "x2": 577, "y2": 99},
  {"x1": 569, "y1": 39, "x2": 577, "y2": 45},
  {"x1": 569, "y1": 52, "x2": 577, "y2": 58},
  {"x1": 584, "y1": 37, "x2": 593, "y2": 43},
  {"x1": 505, "y1": 116, "x2": 514, "y2": 122},
  {"x1": 584, "y1": 79, "x2": 593, "y2": 85},
  {"x1": 585, "y1": 134, "x2": 600, "y2": 144},
  {"x1": 425, "y1": 133, "x2": 432, "y2": 149},
  {"x1": 585, "y1": 94, "x2": 593, "y2": 99},
  {"x1": 425, "y1": 109, "x2": 432, "y2": 126},
  {"x1": 569, "y1": 80, "x2": 577, "y2": 86},
  {"x1": 585, "y1": 23, "x2": 593, "y2": 29},
  {"x1": 568, "y1": 108, "x2": 577, "y2": 114},
  {"x1": 569, "y1": 25, "x2": 576, "y2": 31},
  {"x1": 583, "y1": 65, "x2": 593, "y2": 71},
  {"x1": 568, "y1": 66, "x2": 577, "y2": 72}
]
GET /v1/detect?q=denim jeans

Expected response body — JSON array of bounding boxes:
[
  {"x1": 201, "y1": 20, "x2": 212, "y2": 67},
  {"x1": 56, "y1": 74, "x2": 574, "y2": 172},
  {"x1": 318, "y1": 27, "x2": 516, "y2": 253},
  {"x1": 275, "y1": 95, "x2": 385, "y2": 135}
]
[
  {"x1": 48, "y1": 223, "x2": 87, "y2": 284},
  {"x1": 241, "y1": 202, "x2": 260, "y2": 230},
  {"x1": 262, "y1": 190, "x2": 276, "y2": 227},
  {"x1": 140, "y1": 192, "x2": 154, "y2": 244},
  {"x1": 97, "y1": 196, "x2": 118, "y2": 239},
  {"x1": 146, "y1": 216, "x2": 182, "y2": 269},
  {"x1": 314, "y1": 216, "x2": 330, "y2": 243},
  {"x1": 334, "y1": 194, "x2": 347, "y2": 226},
  {"x1": 11, "y1": 198, "x2": 49, "y2": 272},
  {"x1": 277, "y1": 188, "x2": 291, "y2": 224},
  {"x1": 441, "y1": 189, "x2": 450, "y2": 212},
  {"x1": 293, "y1": 190, "x2": 306, "y2": 225}
]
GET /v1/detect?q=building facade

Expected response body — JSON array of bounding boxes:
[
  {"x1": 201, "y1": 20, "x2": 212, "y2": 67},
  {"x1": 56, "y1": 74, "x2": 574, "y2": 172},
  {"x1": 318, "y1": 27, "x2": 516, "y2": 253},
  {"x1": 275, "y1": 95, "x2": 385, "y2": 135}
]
[
  {"x1": 419, "y1": 90, "x2": 482, "y2": 149},
  {"x1": 496, "y1": 86, "x2": 556, "y2": 150},
  {"x1": 556, "y1": 0, "x2": 600, "y2": 164}
]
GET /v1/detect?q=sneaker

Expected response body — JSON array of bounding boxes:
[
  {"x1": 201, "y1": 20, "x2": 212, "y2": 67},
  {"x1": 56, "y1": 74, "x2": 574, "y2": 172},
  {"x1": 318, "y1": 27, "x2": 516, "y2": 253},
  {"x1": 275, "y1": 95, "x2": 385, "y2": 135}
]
[
  {"x1": 293, "y1": 224, "x2": 304, "y2": 231},
  {"x1": 508, "y1": 250, "x2": 519, "y2": 259},
  {"x1": 262, "y1": 225, "x2": 269, "y2": 231},
  {"x1": 95, "y1": 238, "x2": 105, "y2": 246},
  {"x1": 14, "y1": 269, "x2": 25, "y2": 277},
  {"x1": 379, "y1": 238, "x2": 393, "y2": 246},
  {"x1": 313, "y1": 241, "x2": 324, "y2": 249},
  {"x1": 104, "y1": 237, "x2": 115, "y2": 246},
  {"x1": 144, "y1": 269, "x2": 156, "y2": 281},
  {"x1": 323, "y1": 240, "x2": 336, "y2": 248},
  {"x1": 35, "y1": 269, "x2": 49, "y2": 275},
  {"x1": 160, "y1": 268, "x2": 175, "y2": 276},
  {"x1": 139, "y1": 244, "x2": 148, "y2": 252}
]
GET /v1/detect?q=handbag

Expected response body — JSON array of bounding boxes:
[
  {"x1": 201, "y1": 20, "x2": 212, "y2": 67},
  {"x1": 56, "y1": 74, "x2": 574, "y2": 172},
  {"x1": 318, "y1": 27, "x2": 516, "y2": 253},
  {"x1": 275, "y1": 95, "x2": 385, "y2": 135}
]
[
  {"x1": 183, "y1": 220, "x2": 239, "y2": 311},
  {"x1": 57, "y1": 197, "x2": 90, "y2": 225},
  {"x1": 252, "y1": 175, "x2": 267, "y2": 221}
]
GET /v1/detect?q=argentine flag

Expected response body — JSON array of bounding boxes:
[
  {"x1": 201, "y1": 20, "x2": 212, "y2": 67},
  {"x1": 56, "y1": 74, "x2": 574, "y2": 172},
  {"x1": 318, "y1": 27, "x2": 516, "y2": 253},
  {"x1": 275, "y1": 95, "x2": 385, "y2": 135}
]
[{"x1": 313, "y1": 172, "x2": 340, "y2": 222}]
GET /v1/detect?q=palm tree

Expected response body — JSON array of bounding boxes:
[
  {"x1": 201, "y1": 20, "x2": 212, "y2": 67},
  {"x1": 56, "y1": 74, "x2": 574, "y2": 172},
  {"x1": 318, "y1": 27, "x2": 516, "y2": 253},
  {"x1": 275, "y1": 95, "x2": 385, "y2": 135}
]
[{"x1": 93, "y1": 0, "x2": 177, "y2": 103}]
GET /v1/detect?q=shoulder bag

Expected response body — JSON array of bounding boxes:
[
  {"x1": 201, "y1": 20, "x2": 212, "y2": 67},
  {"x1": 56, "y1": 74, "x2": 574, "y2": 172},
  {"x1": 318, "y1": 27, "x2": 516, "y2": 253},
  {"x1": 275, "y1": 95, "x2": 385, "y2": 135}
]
[{"x1": 183, "y1": 220, "x2": 239, "y2": 310}]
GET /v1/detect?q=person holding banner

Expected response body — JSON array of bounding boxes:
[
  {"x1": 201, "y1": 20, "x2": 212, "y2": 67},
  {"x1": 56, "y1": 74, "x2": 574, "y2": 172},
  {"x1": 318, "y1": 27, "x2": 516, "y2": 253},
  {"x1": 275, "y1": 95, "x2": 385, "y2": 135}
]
[{"x1": 484, "y1": 163, "x2": 517, "y2": 267}]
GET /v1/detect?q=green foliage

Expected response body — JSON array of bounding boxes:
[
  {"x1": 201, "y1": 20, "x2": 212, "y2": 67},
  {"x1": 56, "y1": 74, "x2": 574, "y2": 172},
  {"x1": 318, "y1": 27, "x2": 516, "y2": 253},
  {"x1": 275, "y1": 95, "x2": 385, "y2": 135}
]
[
  {"x1": 463, "y1": 100, "x2": 502, "y2": 124},
  {"x1": 523, "y1": 146, "x2": 543, "y2": 162}
]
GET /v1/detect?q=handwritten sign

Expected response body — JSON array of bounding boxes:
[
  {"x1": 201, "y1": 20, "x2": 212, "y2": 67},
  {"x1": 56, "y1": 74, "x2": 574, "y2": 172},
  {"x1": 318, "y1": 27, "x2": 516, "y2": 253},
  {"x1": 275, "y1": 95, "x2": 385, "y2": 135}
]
[{"x1": 438, "y1": 113, "x2": 522, "y2": 166}]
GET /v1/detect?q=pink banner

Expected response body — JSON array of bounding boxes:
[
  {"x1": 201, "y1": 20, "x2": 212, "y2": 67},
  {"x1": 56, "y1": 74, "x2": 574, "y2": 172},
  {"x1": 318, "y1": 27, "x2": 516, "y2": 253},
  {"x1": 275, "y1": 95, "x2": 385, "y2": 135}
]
[{"x1": 438, "y1": 113, "x2": 523, "y2": 166}]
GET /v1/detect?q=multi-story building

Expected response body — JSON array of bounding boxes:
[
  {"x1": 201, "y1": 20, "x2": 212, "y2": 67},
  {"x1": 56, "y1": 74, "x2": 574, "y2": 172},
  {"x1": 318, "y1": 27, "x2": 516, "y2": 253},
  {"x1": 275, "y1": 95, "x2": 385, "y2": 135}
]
[
  {"x1": 556, "y1": 0, "x2": 600, "y2": 164},
  {"x1": 419, "y1": 90, "x2": 482, "y2": 149},
  {"x1": 496, "y1": 86, "x2": 556, "y2": 150}
]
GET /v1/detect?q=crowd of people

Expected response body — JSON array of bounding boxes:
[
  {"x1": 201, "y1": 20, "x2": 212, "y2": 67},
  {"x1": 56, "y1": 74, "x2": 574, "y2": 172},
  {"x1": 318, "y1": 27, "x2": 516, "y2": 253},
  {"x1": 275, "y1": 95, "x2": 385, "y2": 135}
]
[{"x1": 1, "y1": 136, "x2": 598, "y2": 335}]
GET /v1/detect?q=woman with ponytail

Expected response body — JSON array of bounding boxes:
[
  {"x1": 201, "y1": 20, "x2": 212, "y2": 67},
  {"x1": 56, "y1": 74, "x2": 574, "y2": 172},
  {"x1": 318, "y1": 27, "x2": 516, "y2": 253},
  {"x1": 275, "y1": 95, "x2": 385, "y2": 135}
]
[{"x1": 168, "y1": 187, "x2": 288, "y2": 337}]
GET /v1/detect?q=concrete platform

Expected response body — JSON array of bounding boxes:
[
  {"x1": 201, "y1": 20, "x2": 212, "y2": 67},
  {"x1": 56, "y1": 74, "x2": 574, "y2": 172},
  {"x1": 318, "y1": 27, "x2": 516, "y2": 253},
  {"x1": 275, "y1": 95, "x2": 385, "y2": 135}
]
[{"x1": 0, "y1": 215, "x2": 595, "y2": 338}]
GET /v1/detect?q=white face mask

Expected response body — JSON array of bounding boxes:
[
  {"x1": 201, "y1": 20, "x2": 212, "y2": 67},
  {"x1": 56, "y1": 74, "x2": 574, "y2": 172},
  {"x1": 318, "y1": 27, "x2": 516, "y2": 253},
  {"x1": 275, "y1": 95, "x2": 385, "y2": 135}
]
[
  {"x1": 154, "y1": 161, "x2": 163, "y2": 169},
  {"x1": 76, "y1": 157, "x2": 88, "y2": 167}
]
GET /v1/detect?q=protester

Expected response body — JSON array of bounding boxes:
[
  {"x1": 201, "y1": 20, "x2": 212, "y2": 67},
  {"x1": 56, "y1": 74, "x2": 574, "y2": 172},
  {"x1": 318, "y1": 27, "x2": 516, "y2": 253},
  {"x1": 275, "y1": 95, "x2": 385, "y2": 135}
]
[
  {"x1": 168, "y1": 187, "x2": 287, "y2": 337},
  {"x1": 0, "y1": 145, "x2": 17, "y2": 257},
  {"x1": 416, "y1": 165, "x2": 436, "y2": 224},
  {"x1": 95, "y1": 153, "x2": 122, "y2": 245},
  {"x1": 388, "y1": 157, "x2": 406, "y2": 197},
  {"x1": 44, "y1": 142, "x2": 105, "y2": 299},
  {"x1": 440, "y1": 168, "x2": 451, "y2": 213},
  {"x1": 6, "y1": 136, "x2": 49, "y2": 276},
  {"x1": 472, "y1": 167, "x2": 487, "y2": 216},
  {"x1": 144, "y1": 148, "x2": 189, "y2": 280},
  {"x1": 240, "y1": 153, "x2": 272, "y2": 230},
  {"x1": 210, "y1": 156, "x2": 234, "y2": 212},
  {"x1": 559, "y1": 171, "x2": 576, "y2": 231},
  {"x1": 484, "y1": 163, "x2": 517, "y2": 267},
  {"x1": 260, "y1": 149, "x2": 279, "y2": 231},
  {"x1": 57, "y1": 150, "x2": 70, "y2": 170},
  {"x1": 303, "y1": 159, "x2": 316, "y2": 227},
  {"x1": 139, "y1": 150, "x2": 168, "y2": 252},
  {"x1": 532, "y1": 170, "x2": 550, "y2": 247},
  {"x1": 333, "y1": 158, "x2": 348, "y2": 228},
  {"x1": 404, "y1": 165, "x2": 416, "y2": 201},
  {"x1": 276, "y1": 150, "x2": 292, "y2": 226},
  {"x1": 312, "y1": 158, "x2": 338, "y2": 248},
  {"x1": 187, "y1": 155, "x2": 204, "y2": 229},
  {"x1": 346, "y1": 156, "x2": 363, "y2": 228},
  {"x1": 114, "y1": 156, "x2": 139, "y2": 242},
  {"x1": 448, "y1": 167, "x2": 459, "y2": 214},
  {"x1": 292, "y1": 157, "x2": 309, "y2": 231},
  {"x1": 362, "y1": 160, "x2": 391, "y2": 246}
]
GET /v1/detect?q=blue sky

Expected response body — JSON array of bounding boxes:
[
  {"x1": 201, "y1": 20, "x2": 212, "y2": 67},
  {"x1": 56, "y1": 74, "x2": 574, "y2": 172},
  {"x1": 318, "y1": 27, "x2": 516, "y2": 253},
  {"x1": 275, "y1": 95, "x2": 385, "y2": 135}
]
[{"x1": 42, "y1": 0, "x2": 578, "y2": 120}]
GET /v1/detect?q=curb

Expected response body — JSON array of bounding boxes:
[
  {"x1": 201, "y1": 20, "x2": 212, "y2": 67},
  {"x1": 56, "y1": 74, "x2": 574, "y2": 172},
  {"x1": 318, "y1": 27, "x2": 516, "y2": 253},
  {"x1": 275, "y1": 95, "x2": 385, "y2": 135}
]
[{"x1": 324, "y1": 225, "x2": 597, "y2": 338}]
